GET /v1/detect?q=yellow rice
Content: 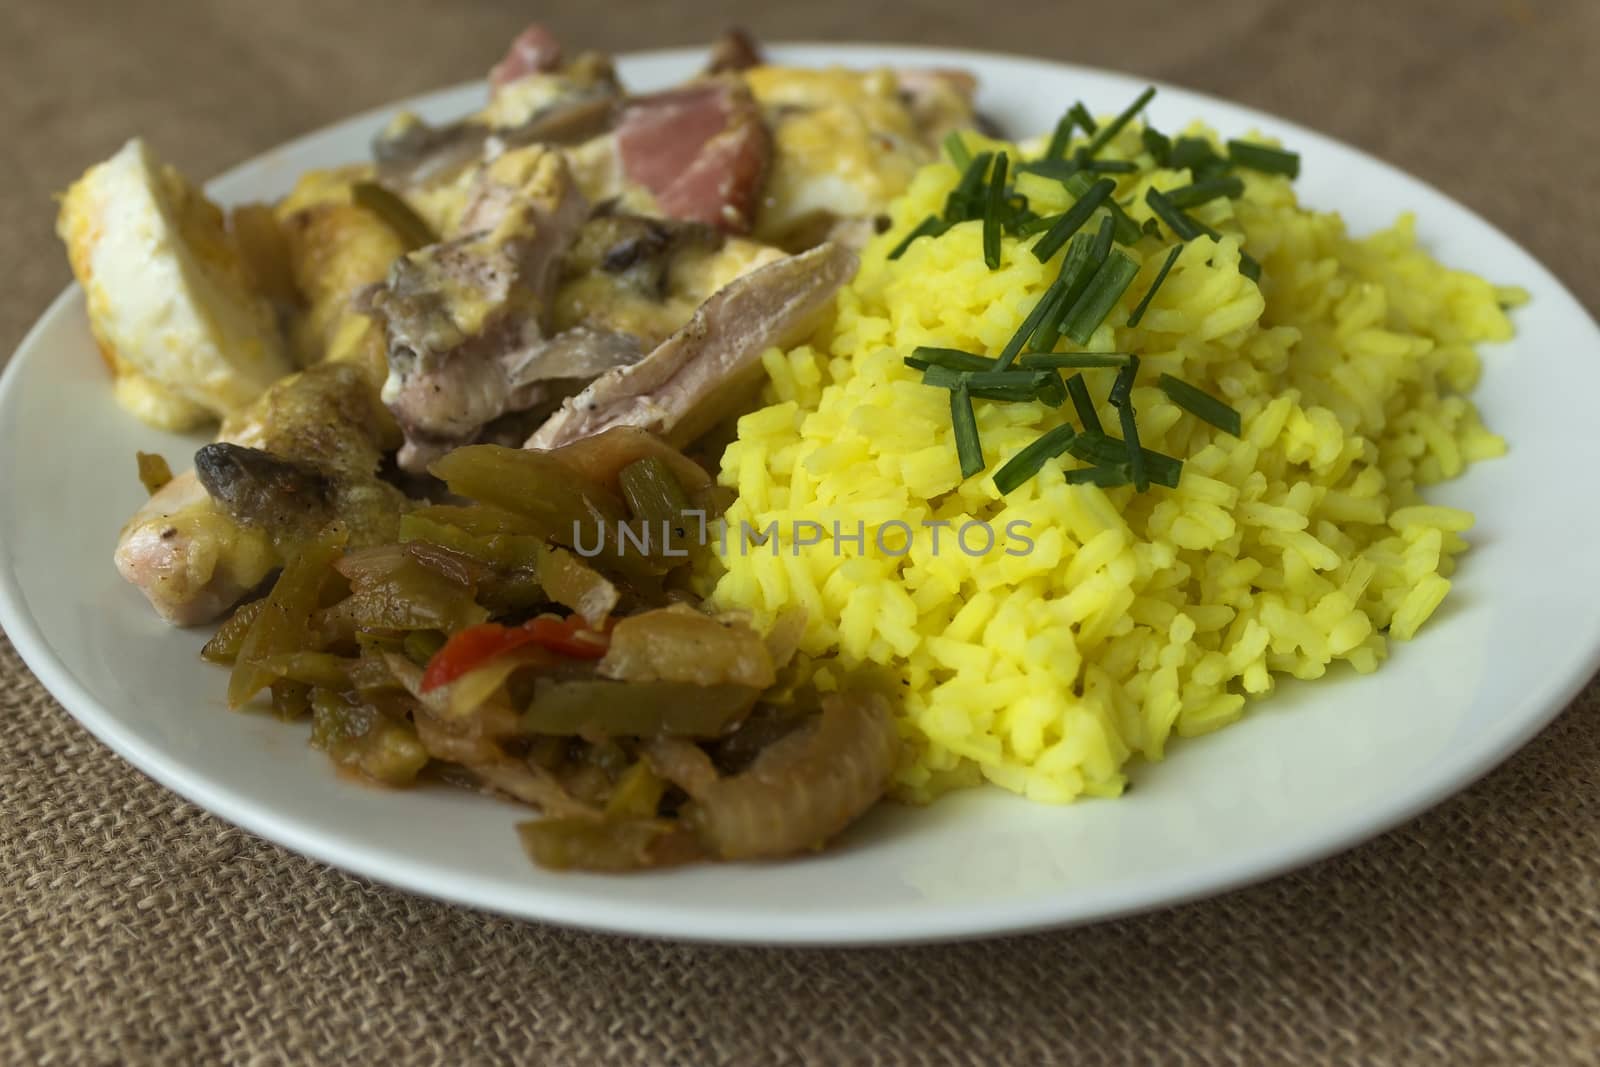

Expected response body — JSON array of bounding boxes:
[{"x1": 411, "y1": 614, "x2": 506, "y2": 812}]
[{"x1": 705, "y1": 122, "x2": 1522, "y2": 804}]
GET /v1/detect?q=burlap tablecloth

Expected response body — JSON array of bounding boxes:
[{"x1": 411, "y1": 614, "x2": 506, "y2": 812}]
[{"x1": 4, "y1": 1, "x2": 1598, "y2": 1062}]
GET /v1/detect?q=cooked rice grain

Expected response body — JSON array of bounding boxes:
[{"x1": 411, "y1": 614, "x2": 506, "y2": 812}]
[{"x1": 705, "y1": 124, "x2": 1517, "y2": 803}]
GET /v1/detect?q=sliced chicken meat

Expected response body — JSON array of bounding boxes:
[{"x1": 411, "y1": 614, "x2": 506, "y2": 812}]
[
  {"x1": 116, "y1": 363, "x2": 405, "y2": 626},
  {"x1": 363, "y1": 146, "x2": 624, "y2": 471},
  {"x1": 526, "y1": 241, "x2": 856, "y2": 450}
]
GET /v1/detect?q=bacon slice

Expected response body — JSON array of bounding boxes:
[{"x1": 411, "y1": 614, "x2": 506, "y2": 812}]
[
  {"x1": 489, "y1": 24, "x2": 564, "y2": 92},
  {"x1": 616, "y1": 83, "x2": 771, "y2": 234}
]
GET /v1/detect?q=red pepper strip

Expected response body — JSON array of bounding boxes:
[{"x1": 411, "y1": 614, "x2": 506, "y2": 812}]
[{"x1": 421, "y1": 615, "x2": 610, "y2": 693}]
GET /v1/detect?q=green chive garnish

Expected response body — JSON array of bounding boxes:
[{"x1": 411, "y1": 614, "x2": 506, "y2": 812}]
[
  {"x1": 1157, "y1": 373, "x2": 1242, "y2": 436},
  {"x1": 1019, "y1": 353, "x2": 1133, "y2": 370},
  {"x1": 944, "y1": 151, "x2": 994, "y2": 222},
  {"x1": 943, "y1": 130, "x2": 972, "y2": 170},
  {"x1": 1064, "y1": 464, "x2": 1131, "y2": 488},
  {"x1": 1162, "y1": 175, "x2": 1245, "y2": 210},
  {"x1": 1227, "y1": 139, "x2": 1300, "y2": 178},
  {"x1": 997, "y1": 280, "x2": 1065, "y2": 370},
  {"x1": 1089, "y1": 213, "x2": 1115, "y2": 264},
  {"x1": 1017, "y1": 212, "x2": 1063, "y2": 237},
  {"x1": 909, "y1": 347, "x2": 996, "y2": 373},
  {"x1": 994, "y1": 424, "x2": 1078, "y2": 495},
  {"x1": 1031, "y1": 178, "x2": 1114, "y2": 262},
  {"x1": 1019, "y1": 158, "x2": 1081, "y2": 181},
  {"x1": 1062, "y1": 250, "x2": 1141, "y2": 344},
  {"x1": 1068, "y1": 102, "x2": 1098, "y2": 135},
  {"x1": 922, "y1": 368, "x2": 1063, "y2": 406},
  {"x1": 1069, "y1": 432, "x2": 1182, "y2": 487},
  {"x1": 1044, "y1": 113, "x2": 1077, "y2": 160},
  {"x1": 1030, "y1": 232, "x2": 1101, "y2": 350},
  {"x1": 951, "y1": 385, "x2": 984, "y2": 478},
  {"x1": 1146, "y1": 190, "x2": 1262, "y2": 281},
  {"x1": 1145, "y1": 188, "x2": 1215, "y2": 241},
  {"x1": 1127, "y1": 243, "x2": 1183, "y2": 327},
  {"x1": 1035, "y1": 371, "x2": 1068, "y2": 408},
  {"x1": 1064, "y1": 373, "x2": 1103, "y2": 435},
  {"x1": 983, "y1": 152, "x2": 1009, "y2": 270},
  {"x1": 1104, "y1": 356, "x2": 1147, "y2": 491},
  {"x1": 1081, "y1": 87, "x2": 1156, "y2": 159},
  {"x1": 1141, "y1": 127, "x2": 1172, "y2": 165},
  {"x1": 1166, "y1": 137, "x2": 1224, "y2": 173},
  {"x1": 887, "y1": 215, "x2": 947, "y2": 260}
]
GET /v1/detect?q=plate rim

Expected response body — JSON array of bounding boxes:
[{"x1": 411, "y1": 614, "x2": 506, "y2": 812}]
[{"x1": 4, "y1": 42, "x2": 1600, "y2": 946}]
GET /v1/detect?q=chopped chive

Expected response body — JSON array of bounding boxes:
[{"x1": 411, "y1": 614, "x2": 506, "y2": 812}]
[
  {"x1": 1062, "y1": 250, "x2": 1141, "y2": 344},
  {"x1": 943, "y1": 151, "x2": 994, "y2": 222},
  {"x1": 1085, "y1": 159, "x2": 1139, "y2": 173},
  {"x1": 994, "y1": 424, "x2": 1078, "y2": 495},
  {"x1": 1018, "y1": 158, "x2": 1081, "y2": 181},
  {"x1": 1017, "y1": 212, "x2": 1062, "y2": 237},
  {"x1": 997, "y1": 280, "x2": 1065, "y2": 370},
  {"x1": 1108, "y1": 352, "x2": 1140, "y2": 408},
  {"x1": 1027, "y1": 282, "x2": 1073, "y2": 353},
  {"x1": 887, "y1": 215, "x2": 947, "y2": 260},
  {"x1": 1070, "y1": 432, "x2": 1182, "y2": 488},
  {"x1": 1068, "y1": 102, "x2": 1098, "y2": 135},
  {"x1": 1118, "y1": 404, "x2": 1148, "y2": 491},
  {"x1": 1056, "y1": 171, "x2": 1141, "y2": 245},
  {"x1": 943, "y1": 130, "x2": 972, "y2": 170},
  {"x1": 1064, "y1": 373, "x2": 1103, "y2": 435},
  {"x1": 1089, "y1": 213, "x2": 1116, "y2": 265},
  {"x1": 1035, "y1": 371, "x2": 1068, "y2": 408},
  {"x1": 1162, "y1": 175, "x2": 1245, "y2": 210},
  {"x1": 950, "y1": 386, "x2": 984, "y2": 479},
  {"x1": 983, "y1": 152, "x2": 1009, "y2": 270},
  {"x1": 1019, "y1": 352, "x2": 1133, "y2": 370},
  {"x1": 1157, "y1": 373, "x2": 1242, "y2": 436},
  {"x1": 1107, "y1": 200, "x2": 1143, "y2": 245},
  {"x1": 910, "y1": 346, "x2": 996, "y2": 372},
  {"x1": 1145, "y1": 190, "x2": 1261, "y2": 281},
  {"x1": 1044, "y1": 113, "x2": 1077, "y2": 160},
  {"x1": 1105, "y1": 355, "x2": 1146, "y2": 491},
  {"x1": 1031, "y1": 178, "x2": 1114, "y2": 262},
  {"x1": 1141, "y1": 127, "x2": 1172, "y2": 165},
  {"x1": 1081, "y1": 86, "x2": 1157, "y2": 159},
  {"x1": 1145, "y1": 188, "x2": 1217, "y2": 242},
  {"x1": 1065, "y1": 464, "x2": 1131, "y2": 487},
  {"x1": 1127, "y1": 243, "x2": 1183, "y2": 327},
  {"x1": 1031, "y1": 232, "x2": 1100, "y2": 350},
  {"x1": 1227, "y1": 139, "x2": 1300, "y2": 178},
  {"x1": 1166, "y1": 136, "x2": 1224, "y2": 173}
]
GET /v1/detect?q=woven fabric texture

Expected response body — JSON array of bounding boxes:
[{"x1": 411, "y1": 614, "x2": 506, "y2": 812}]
[{"x1": 3, "y1": 1, "x2": 1598, "y2": 1063}]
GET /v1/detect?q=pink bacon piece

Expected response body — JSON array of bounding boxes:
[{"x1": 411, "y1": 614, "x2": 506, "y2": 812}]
[
  {"x1": 616, "y1": 83, "x2": 770, "y2": 234},
  {"x1": 489, "y1": 24, "x2": 564, "y2": 92}
]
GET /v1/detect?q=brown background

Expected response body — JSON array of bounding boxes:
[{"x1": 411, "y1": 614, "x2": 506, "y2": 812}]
[{"x1": 4, "y1": 1, "x2": 1599, "y2": 1063}]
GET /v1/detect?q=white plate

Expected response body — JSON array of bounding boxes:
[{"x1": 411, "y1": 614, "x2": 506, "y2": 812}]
[{"x1": 4, "y1": 44, "x2": 1599, "y2": 946}]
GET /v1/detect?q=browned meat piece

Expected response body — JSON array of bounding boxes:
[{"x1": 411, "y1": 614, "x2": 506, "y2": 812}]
[
  {"x1": 375, "y1": 27, "x2": 620, "y2": 189},
  {"x1": 526, "y1": 241, "x2": 856, "y2": 449},
  {"x1": 616, "y1": 82, "x2": 770, "y2": 234},
  {"x1": 361, "y1": 146, "x2": 638, "y2": 471},
  {"x1": 703, "y1": 28, "x2": 763, "y2": 74},
  {"x1": 115, "y1": 363, "x2": 407, "y2": 626}
]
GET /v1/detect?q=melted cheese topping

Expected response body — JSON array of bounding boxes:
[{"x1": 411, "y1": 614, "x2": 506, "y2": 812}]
[{"x1": 742, "y1": 67, "x2": 934, "y2": 244}]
